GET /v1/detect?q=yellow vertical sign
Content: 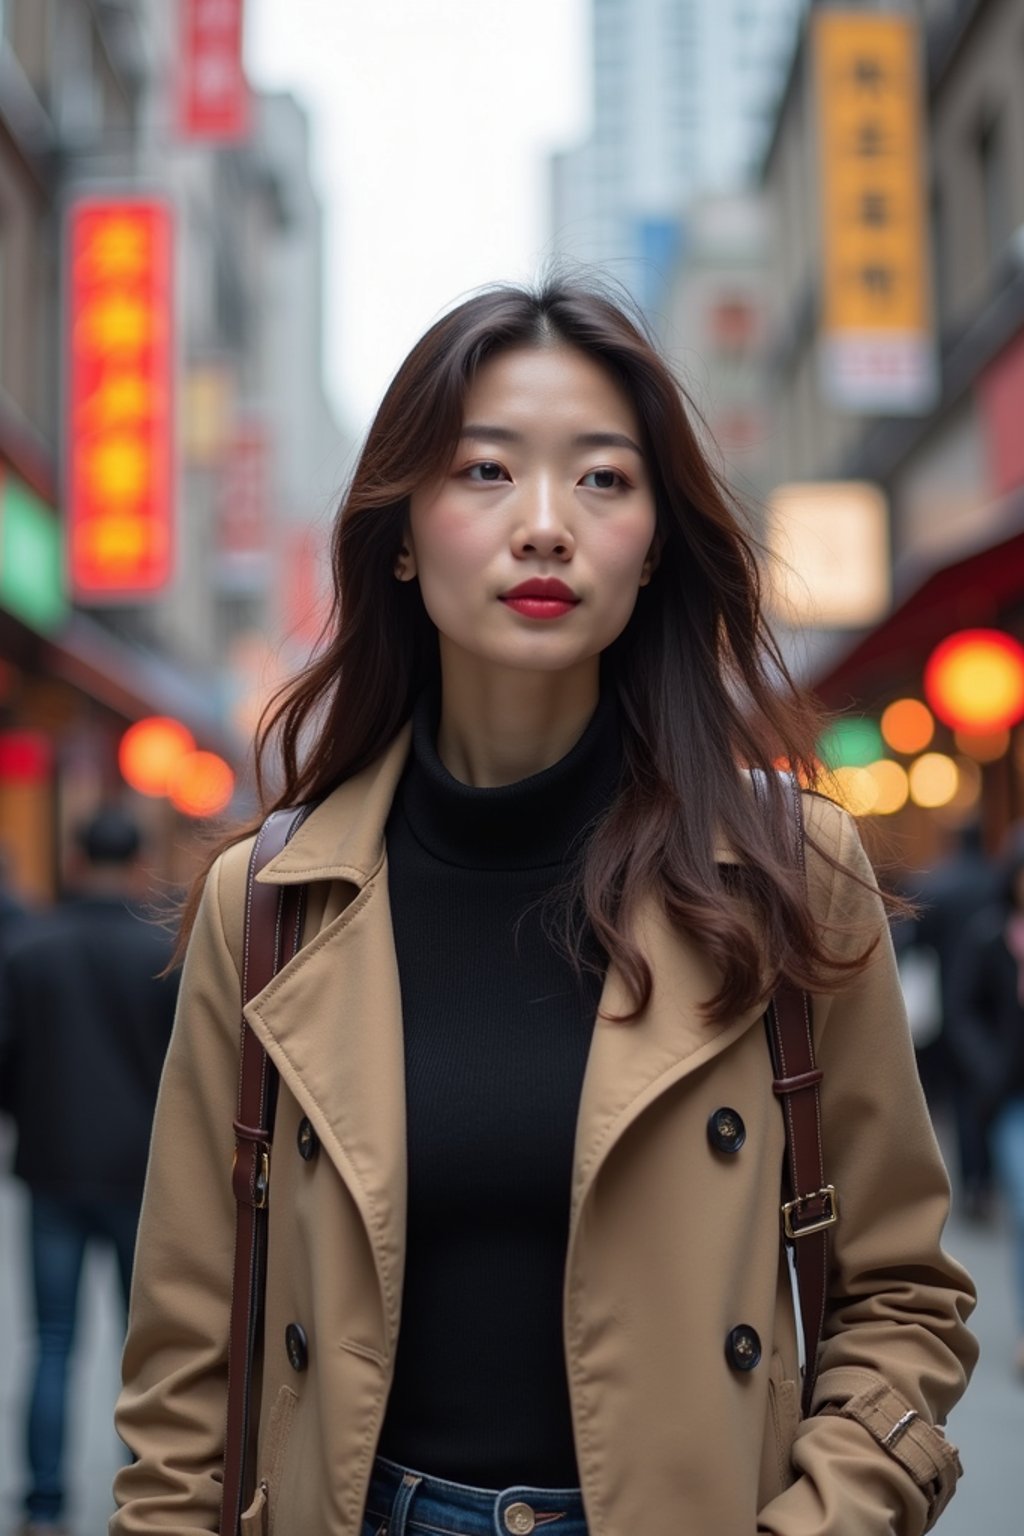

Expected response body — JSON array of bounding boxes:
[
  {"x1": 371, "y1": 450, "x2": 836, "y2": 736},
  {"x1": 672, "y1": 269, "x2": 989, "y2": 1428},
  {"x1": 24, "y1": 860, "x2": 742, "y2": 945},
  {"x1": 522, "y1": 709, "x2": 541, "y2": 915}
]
[{"x1": 814, "y1": 10, "x2": 936, "y2": 413}]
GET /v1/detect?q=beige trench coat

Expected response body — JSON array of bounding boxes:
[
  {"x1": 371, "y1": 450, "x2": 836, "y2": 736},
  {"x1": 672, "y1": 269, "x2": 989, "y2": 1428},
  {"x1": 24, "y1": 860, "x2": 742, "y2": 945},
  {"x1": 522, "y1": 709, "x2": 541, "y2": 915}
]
[{"x1": 112, "y1": 729, "x2": 976, "y2": 1536}]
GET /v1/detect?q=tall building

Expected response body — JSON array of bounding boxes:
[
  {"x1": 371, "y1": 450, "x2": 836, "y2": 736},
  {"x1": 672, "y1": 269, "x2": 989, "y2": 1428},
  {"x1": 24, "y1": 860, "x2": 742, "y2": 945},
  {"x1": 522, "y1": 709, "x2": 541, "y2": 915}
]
[{"x1": 550, "y1": 0, "x2": 804, "y2": 310}]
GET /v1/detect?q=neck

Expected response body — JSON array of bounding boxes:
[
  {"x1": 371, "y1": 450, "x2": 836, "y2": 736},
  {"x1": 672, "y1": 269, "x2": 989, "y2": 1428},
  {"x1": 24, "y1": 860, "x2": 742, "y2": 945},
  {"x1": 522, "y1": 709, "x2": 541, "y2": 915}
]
[{"x1": 435, "y1": 648, "x2": 601, "y2": 787}]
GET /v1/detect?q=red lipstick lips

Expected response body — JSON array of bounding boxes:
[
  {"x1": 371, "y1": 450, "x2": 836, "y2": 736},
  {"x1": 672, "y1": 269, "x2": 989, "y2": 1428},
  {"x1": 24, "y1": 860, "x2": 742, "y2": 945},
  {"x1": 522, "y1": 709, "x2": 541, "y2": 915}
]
[{"x1": 500, "y1": 578, "x2": 580, "y2": 620}]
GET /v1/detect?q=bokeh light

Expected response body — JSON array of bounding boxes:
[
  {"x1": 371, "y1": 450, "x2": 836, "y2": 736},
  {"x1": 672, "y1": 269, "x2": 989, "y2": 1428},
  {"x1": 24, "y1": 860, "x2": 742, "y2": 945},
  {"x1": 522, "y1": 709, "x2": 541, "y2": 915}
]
[
  {"x1": 864, "y1": 758, "x2": 909, "y2": 814},
  {"x1": 947, "y1": 757, "x2": 982, "y2": 813},
  {"x1": 924, "y1": 629, "x2": 1024, "y2": 733},
  {"x1": 880, "y1": 698, "x2": 934, "y2": 755},
  {"x1": 818, "y1": 718, "x2": 884, "y2": 769},
  {"x1": 119, "y1": 717, "x2": 195, "y2": 797},
  {"x1": 908, "y1": 753, "x2": 959, "y2": 809},
  {"x1": 168, "y1": 751, "x2": 235, "y2": 818},
  {"x1": 832, "y1": 765, "x2": 879, "y2": 815},
  {"x1": 953, "y1": 727, "x2": 1010, "y2": 762}
]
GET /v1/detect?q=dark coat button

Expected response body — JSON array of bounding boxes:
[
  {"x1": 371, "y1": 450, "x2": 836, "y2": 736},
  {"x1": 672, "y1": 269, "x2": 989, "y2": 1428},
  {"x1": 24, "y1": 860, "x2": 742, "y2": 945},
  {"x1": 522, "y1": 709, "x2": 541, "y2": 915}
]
[
  {"x1": 285, "y1": 1322, "x2": 308, "y2": 1372},
  {"x1": 297, "y1": 1117, "x2": 319, "y2": 1162},
  {"x1": 725, "y1": 1324, "x2": 762, "y2": 1372},
  {"x1": 707, "y1": 1107, "x2": 746, "y2": 1153}
]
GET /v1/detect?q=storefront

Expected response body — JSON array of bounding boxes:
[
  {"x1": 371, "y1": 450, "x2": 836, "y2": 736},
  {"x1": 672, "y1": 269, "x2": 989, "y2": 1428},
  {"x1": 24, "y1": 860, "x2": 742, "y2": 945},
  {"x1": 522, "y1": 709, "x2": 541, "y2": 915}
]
[
  {"x1": 0, "y1": 453, "x2": 241, "y2": 904},
  {"x1": 811, "y1": 509, "x2": 1024, "y2": 871}
]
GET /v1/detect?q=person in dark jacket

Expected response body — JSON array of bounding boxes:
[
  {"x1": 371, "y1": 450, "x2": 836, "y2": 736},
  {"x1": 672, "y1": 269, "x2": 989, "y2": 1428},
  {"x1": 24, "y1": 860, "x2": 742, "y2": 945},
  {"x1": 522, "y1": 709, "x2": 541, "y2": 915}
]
[
  {"x1": 948, "y1": 824, "x2": 1024, "y2": 1378},
  {"x1": 906, "y1": 821, "x2": 997, "y2": 1214},
  {"x1": 0, "y1": 807, "x2": 179, "y2": 1536}
]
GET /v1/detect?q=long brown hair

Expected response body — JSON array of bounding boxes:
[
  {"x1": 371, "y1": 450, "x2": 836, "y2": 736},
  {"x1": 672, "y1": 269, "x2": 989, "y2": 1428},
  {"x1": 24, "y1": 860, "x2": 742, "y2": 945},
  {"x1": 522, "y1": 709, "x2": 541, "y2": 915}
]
[{"x1": 177, "y1": 278, "x2": 870, "y2": 1020}]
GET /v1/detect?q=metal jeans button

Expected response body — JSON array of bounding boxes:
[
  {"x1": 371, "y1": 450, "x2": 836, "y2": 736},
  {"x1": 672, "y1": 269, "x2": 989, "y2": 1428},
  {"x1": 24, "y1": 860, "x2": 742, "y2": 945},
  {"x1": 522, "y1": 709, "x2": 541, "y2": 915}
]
[{"x1": 504, "y1": 1503, "x2": 536, "y2": 1535}]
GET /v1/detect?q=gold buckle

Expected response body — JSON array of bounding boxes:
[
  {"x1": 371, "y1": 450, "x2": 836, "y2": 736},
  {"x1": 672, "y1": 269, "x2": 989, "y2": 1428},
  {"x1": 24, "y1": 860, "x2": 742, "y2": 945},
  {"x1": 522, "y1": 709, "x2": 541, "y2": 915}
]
[
  {"x1": 253, "y1": 1148, "x2": 270, "y2": 1209},
  {"x1": 232, "y1": 1146, "x2": 271, "y2": 1209},
  {"x1": 782, "y1": 1184, "x2": 838, "y2": 1239}
]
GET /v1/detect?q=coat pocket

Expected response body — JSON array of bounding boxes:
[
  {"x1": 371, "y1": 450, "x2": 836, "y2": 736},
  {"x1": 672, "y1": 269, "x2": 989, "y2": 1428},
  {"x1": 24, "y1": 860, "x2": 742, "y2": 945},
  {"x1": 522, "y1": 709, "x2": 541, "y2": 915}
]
[
  {"x1": 763, "y1": 1353, "x2": 800, "y2": 1500},
  {"x1": 260, "y1": 1384, "x2": 299, "y2": 1533}
]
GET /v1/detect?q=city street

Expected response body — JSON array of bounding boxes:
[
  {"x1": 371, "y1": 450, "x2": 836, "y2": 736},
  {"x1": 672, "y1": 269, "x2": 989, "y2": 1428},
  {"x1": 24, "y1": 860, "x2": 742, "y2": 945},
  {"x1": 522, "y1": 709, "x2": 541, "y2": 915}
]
[{"x1": 0, "y1": 1121, "x2": 1017, "y2": 1534}]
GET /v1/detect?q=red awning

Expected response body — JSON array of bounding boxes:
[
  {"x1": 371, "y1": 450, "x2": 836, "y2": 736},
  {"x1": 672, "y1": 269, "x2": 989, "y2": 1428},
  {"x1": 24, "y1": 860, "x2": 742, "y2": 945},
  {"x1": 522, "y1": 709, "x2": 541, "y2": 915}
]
[{"x1": 813, "y1": 522, "x2": 1024, "y2": 708}]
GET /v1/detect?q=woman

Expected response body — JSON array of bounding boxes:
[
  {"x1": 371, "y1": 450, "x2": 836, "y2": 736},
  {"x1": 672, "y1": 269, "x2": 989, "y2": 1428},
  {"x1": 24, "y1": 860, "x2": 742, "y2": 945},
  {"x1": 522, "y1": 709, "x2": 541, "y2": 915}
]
[
  {"x1": 948, "y1": 828, "x2": 1024, "y2": 1377},
  {"x1": 112, "y1": 282, "x2": 975, "y2": 1536}
]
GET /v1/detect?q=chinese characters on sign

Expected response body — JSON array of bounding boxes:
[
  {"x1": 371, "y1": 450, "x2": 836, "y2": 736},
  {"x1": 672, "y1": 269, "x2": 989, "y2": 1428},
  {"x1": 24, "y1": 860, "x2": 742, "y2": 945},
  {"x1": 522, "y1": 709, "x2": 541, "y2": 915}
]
[
  {"x1": 178, "y1": 0, "x2": 249, "y2": 142},
  {"x1": 814, "y1": 11, "x2": 937, "y2": 413},
  {"x1": 67, "y1": 199, "x2": 175, "y2": 599}
]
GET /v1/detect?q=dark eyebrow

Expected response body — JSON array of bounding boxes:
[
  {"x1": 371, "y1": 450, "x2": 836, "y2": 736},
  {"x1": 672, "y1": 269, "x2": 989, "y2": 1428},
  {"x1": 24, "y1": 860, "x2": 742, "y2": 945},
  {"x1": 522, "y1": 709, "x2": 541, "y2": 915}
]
[
  {"x1": 572, "y1": 431, "x2": 644, "y2": 456},
  {"x1": 460, "y1": 424, "x2": 644, "y2": 456},
  {"x1": 460, "y1": 424, "x2": 522, "y2": 444}
]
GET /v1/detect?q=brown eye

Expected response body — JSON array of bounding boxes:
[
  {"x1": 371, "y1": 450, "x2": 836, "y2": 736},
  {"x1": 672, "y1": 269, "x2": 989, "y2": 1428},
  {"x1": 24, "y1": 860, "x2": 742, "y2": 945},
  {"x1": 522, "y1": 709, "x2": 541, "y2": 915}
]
[
  {"x1": 467, "y1": 460, "x2": 507, "y2": 482},
  {"x1": 581, "y1": 468, "x2": 623, "y2": 490}
]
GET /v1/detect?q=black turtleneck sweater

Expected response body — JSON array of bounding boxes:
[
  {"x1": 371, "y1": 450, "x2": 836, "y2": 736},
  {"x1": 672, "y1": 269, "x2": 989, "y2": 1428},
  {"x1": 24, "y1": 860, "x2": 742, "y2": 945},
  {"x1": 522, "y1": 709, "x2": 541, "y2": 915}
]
[{"x1": 378, "y1": 692, "x2": 621, "y2": 1488}]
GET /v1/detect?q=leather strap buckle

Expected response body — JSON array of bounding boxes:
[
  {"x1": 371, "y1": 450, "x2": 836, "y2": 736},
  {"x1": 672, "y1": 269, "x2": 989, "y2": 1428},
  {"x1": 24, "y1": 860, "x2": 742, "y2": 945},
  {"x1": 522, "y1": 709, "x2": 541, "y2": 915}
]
[
  {"x1": 252, "y1": 1148, "x2": 270, "y2": 1209},
  {"x1": 231, "y1": 1144, "x2": 271, "y2": 1209},
  {"x1": 782, "y1": 1183, "x2": 838, "y2": 1239}
]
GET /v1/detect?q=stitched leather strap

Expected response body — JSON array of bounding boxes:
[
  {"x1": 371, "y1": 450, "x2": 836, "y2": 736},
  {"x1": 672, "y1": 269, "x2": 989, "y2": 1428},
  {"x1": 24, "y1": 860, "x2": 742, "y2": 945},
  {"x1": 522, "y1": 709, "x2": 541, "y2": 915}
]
[
  {"x1": 220, "y1": 809, "x2": 309, "y2": 1536},
  {"x1": 762, "y1": 774, "x2": 832, "y2": 1419}
]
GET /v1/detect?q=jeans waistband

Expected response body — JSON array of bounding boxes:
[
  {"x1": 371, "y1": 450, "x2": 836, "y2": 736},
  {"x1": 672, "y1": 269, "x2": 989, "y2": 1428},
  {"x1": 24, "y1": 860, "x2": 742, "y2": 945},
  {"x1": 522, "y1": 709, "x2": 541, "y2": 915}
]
[{"x1": 365, "y1": 1455, "x2": 587, "y2": 1536}]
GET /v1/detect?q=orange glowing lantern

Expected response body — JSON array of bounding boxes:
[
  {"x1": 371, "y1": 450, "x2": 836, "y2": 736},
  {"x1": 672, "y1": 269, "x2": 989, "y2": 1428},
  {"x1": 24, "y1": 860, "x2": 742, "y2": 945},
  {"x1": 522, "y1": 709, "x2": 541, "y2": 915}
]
[
  {"x1": 119, "y1": 716, "x2": 195, "y2": 796},
  {"x1": 924, "y1": 629, "x2": 1024, "y2": 734},
  {"x1": 168, "y1": 750, "x2": 235, "y2": 818}
]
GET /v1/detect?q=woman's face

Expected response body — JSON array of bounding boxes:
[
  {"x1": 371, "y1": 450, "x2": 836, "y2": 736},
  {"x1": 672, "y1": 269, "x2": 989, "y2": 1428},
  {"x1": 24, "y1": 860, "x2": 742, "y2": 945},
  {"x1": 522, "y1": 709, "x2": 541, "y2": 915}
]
[{"x1": 402, "y1": 344, "x2": 658, "y2": 687}]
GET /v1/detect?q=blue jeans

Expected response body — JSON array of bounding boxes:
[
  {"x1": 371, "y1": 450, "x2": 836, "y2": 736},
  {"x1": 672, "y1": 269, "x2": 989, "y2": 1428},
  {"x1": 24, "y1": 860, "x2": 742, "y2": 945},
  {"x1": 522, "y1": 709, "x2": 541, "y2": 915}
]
[
  {"x1": 991, "y1": 1096, "x2": 1024, "y2": 1332},
  {"x1": 362, "y1": 1456, "x2": 588, "y2": 1536},
  {"x1": 24, "y1": 1191, "x2": 139, "y2": 1523}
]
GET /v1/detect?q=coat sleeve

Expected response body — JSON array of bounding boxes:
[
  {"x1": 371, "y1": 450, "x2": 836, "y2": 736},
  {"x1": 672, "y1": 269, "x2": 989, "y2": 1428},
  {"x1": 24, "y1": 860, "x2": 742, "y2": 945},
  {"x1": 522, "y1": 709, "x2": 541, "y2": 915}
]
[
  {"x1": 757, "y1": 803, "x2": 977, "y2": 1536},
  {"x1": 111, "y1": 847, "x2": 249, "y2": 1534}
]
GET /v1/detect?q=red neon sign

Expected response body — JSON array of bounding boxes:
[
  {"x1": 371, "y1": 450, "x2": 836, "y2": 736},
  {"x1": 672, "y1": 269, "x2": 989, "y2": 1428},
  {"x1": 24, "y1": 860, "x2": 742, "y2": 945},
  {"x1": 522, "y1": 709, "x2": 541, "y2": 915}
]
[
  {"x1": 178, "y1": 0, "x2": 249, "y2": 142},
  {"x1": 67, "y1": 198, "x2": 175, "y2": 599}
]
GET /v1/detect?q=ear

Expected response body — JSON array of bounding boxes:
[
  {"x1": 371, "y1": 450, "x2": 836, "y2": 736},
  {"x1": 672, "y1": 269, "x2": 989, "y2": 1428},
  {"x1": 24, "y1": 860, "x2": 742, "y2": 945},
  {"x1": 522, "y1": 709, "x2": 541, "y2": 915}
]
[
  {"x1": 394, "y1": 538, "x2": 418, "y2": 582},
  {"x1": 639, "y1": 538, "x2": 661, "y2": 587}
]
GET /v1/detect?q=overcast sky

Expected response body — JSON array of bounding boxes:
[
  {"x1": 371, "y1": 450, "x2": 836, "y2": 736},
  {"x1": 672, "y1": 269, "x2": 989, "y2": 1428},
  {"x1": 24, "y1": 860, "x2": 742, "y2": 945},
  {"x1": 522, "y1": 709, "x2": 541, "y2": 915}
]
[{"x1": 245, "y1": 0, "x2": 591, "y2": 435}]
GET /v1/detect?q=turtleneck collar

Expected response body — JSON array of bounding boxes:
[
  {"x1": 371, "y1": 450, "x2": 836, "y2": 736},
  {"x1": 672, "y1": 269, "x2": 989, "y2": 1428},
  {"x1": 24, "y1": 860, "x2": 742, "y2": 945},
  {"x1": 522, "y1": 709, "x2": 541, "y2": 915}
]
[{"x1": 395, "y1": 689, "x2": 623, "y2": 871}]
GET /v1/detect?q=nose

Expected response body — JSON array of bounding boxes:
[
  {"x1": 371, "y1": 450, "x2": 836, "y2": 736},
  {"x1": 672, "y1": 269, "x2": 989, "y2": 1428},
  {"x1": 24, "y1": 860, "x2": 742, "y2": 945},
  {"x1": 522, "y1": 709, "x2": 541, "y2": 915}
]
[{"x1": 511, "y1": 478, "x2": 575, "y2": 562}]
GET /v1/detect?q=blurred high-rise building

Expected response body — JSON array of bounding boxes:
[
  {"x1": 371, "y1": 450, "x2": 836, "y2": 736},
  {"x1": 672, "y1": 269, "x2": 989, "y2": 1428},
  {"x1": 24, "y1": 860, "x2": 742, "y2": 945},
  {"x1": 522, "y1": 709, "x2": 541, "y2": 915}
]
[
  {"x1": 0, "y1": 0, "x2": 349, "y2": 897},
  {"x1": 549, "y1": 0, "x2": 805, "y2": 311}
]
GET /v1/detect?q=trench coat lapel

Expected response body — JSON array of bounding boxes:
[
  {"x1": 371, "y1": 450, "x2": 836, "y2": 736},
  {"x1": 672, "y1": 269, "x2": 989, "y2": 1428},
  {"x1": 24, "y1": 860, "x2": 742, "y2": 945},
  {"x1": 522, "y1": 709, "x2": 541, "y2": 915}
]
[
  {"x1": 241, "y1": 725, "x2": 765, "y2": 1335},
  {"x1": 569, "y1": 871, "x2": 767, "y2": 1242},
  {"x1": 241, "y1": 730, "x2": 413, "y2": 1346}
]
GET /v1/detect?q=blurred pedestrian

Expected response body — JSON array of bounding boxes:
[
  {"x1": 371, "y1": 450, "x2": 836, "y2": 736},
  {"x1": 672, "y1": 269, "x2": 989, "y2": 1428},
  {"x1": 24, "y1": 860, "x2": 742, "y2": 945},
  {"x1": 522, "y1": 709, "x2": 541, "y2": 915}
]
[
  {"x1": 905, "y1": 821, "x2": 997, "y2": 1215},
  {"x1": 948, "y1": 825, "x2": 1024, "y2": 1379},
  {"x1": 0, "y1": 843, "x2": 30, "y2": 950},
  {"x1": 0, "y1": 843, "x2": 30, "y2": 1106},
  {"x1": 0, "y1": 807, "x2": 179, "y2": 1536}
]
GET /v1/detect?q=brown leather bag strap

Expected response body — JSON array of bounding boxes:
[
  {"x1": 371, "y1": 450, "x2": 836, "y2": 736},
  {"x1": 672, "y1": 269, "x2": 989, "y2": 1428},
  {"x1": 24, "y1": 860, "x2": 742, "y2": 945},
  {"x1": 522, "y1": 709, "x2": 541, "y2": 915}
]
[
  {"x1": 220, "y1": 807, "x2": 309, "y2": 1536},
  {"x1": 762, "y1": 773, "x2": 836, "y2": 1419}
]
